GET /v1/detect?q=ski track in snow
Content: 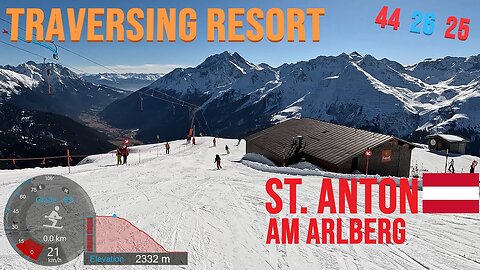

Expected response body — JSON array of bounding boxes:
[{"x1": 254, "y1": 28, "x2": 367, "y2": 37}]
[{"x1": 0, "y1": 138, "x2": 479, "y2": 270}]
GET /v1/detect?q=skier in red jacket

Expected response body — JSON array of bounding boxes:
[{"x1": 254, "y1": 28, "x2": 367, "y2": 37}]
[{"x1": 121, "y1": 145, "x2": 129, "y2": 164}]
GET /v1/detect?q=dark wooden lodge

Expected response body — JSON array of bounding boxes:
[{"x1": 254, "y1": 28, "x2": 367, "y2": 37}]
[
  {"x1": 246, "y1": 118, "x2": 415, "y2": 177},
  {"x1": 427, "y1": 134, "x2": 469, "y2": 154}
]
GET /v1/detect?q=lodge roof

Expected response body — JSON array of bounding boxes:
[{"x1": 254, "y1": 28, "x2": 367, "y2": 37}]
[
  {"x1": 427, "y1": 134, "x2": 469, "y2": 143},
  {"x1": 246, "y1": 118, "x2": 414, "y2": 166}
]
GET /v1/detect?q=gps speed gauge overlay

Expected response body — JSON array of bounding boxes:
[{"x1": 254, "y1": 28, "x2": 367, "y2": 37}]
[{"x1": 3, "y1": 175, "x2": 96, "y2": 266}]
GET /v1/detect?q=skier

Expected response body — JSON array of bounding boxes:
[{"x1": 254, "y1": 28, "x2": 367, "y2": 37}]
[
  {"x1": 447, "y1": 159, "x2": 455, "y2": 173},
  {"x1": 213, "y1": 137, "x2": 217, "y2": 147},
  {"x1": 192, "y1": 137, "x2": 196, "y2": 145},
  {"x1": 470, "y1": 160, "x2": 478, "y2": 173},
  {"x1": 165, "y1": 142, "x2": 170, "y2": 154},
  {"x1": 214, "y1": 154, "x2": 222, "y2": 170},
  {"x1": 225, "y1": 145, "x2": 230, "y2": 155},
  {"x1": 121, "y1": 145, "x2": 129, "y2": 165},
  {"x1": 116, "y1": 145, "x2": 122, "y2": 165}
]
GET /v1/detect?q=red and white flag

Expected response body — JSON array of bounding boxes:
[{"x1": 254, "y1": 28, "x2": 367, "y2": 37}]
[{"x1": 422, "y1": 173, "x2": 479, "y2": 213}]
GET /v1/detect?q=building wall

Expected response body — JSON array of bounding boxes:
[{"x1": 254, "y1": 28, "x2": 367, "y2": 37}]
[
  {"x1": 304, "y1": 154, "x2": 339, "y2": 173},
  {"x1": 429, "y1": 138, "x2": 466, "y2": 154},
  {"x1": 247, "y1": 139, "x2": 413, "y2": 177},
  {"x1": 246, "y1": 141, "x2": 284, "y2": 166},
  {"x1": 340, "y1": 141, "x2": 412, "y2": 177},
  {"x1": 450, "y1": 142, "x2": 466, "y2": 154}
]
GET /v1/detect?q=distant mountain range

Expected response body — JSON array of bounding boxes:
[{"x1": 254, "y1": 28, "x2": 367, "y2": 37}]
[
  {"x1": 2, "y1": 51, "x2": 480, "y2": 161},
  {"x1": 81, "y1": 73, "x2": 163, "y2": 91},
  {"x1": 101, "y1": 51, "x2": 480, "y2": 155},
  {"x1": 0, "y1": 62, "x2": 128, "y2": 119}
]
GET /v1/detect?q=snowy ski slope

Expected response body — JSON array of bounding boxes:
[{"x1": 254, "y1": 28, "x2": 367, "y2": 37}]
[{"x1": 0, "y1": 138, "x2": 479, "y2": 269}]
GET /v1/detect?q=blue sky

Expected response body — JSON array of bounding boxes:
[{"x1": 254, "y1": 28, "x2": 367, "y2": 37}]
[{"x1": 0, "y1": 0, "x2": 478, "y2": 74}]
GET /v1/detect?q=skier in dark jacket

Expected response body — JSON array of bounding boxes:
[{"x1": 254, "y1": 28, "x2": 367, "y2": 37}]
[
  {"x1": 447, "y1": 159, "x2": 455, "y2": 173},
  {"x1": 225, "y1": 145, "x2": 230, "y2": 155},
  {"x1": 165, "y1": 142, "x2": 170, "y2": 154},
  {"x1": 215, "y1": 154, "x2": 222, "y2": 170},
  {"x1": 213, "y1": 137, "x2": 217, "y2": 147},
  {"x1": 470, "y1": 160, "x2": 478, "y2": 173}
]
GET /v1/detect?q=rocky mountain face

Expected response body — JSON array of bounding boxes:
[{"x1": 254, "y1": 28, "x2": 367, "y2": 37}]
[
  {"x1": 98, "y1": 51, "x2": 480, "y2": 155},
  {"x1": 0, "y1": 62, "x2": 128, "y2": 119},
  {"x1": 80, "y1": 72, "x2": 163, "y2": 91},
  {"x1": 0, "y1": 102, "x2": 114, "y2": 169}
]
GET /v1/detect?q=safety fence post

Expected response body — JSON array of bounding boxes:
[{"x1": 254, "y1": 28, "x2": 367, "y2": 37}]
[{"x1": 67, "y1": 149, "x2": 71, "y2": 174}]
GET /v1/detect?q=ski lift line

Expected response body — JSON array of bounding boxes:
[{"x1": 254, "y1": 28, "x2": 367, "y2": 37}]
[
  {"x1": 200, "y1": 109, "x2": 213, "y2": 135},
  {"x1": 0, "y1": 40, "x2": 88, "y2": 75},
  {"x1": 0, "y1": 16, "x2": 211, "y2": 132},
  {"x1": 138, "y1": 90, "x2": 184, "y2": 107},
  {"x1": 138, "y1": 90, "x2": 195, "y2": 109},
  {"x1": 0, "y1": 16, "x2": 120, "y2": 75},
  {"x1": 139, "y1": 89, "x2": 196, "y2": 108},
  {"x1": 0, "y1": 40, "x2": 45, "y2": 59},
  {"x1": 56, "y1": 44, "x2": 121, "y2": 74},
  {"x1": 159, "y1": 91, "x2": 197, "y2": 107},
  {"x1": 45, "y1": 55, "x2": 88, "y2": 75},
  {"x1": 142, "y1": 88, "x2": 212, "y2": 136},
  {"x1": 146, "y1": 87, "x2": 198, "y2": 108},
  {"x1": 155, "y1": 90, "x2": 197, "y2": 108},
  {"x1": 2, "y1": 28, "x2": 59, "y2": 60}
]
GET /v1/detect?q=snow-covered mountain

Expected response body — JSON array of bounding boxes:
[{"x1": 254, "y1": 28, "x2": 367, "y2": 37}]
[
  {"x1": 80, "y1": 72, "x2": 163, "y2": 91},
  {"x1": 101, "y1": 51, "x2": 480, "y2": 154},
  {"x1": 0, "y1": 102, "x2": 114, "y2": 169},
  {"x1": 0, "y1": 62, "x2": 128, "y2": 119}
]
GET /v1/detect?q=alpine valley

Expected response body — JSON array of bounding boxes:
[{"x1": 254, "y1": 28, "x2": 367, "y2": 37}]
[{"x1": 0, "y1": 62, "x2": 125, "y2": 166}]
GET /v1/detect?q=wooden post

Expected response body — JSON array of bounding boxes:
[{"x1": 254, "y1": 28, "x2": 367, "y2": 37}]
[
  {"x1": 365, "y1": 156, "x2": 370, "y2": 175},
  {"x1": 67, "y1": 149, "x2": 71, "y2": 174},
  {"x1": 444, "y1": 149, "x2": 449, "y2": 173}
]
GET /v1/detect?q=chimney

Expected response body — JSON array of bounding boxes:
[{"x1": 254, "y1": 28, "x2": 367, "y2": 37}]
[{"x1": 295, "y1": 136, "x2": 303, "y2": 149}]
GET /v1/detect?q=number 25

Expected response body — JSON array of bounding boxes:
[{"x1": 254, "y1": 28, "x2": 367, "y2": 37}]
[{"x1": 445, "y1": 16, "x2": 470, "y2": 41}]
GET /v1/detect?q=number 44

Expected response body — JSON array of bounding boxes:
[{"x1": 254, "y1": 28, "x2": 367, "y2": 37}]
[{"x1": 375, "y1": 6, "x2": 401, "y2": 30}]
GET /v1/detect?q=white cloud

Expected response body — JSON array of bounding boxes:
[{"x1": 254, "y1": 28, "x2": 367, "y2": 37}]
[{"x1": 77, "y1": 63, "x2": 185, "y2": 74}]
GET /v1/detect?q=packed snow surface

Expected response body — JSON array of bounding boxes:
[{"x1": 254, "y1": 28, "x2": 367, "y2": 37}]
[{"x1": 0, "y1": 138, "x2": 479, "y2": 269}]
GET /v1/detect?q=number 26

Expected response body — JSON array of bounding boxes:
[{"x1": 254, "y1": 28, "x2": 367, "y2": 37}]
[{"x1": 410, "y1": 11, "x2": 435, "y2": 35}]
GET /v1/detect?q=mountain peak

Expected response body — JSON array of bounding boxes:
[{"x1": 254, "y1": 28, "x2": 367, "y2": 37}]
[
  {"x1": 350, "y1": 51, "x2": 362, "y2": 57},
  {"x1": 197, "y1": 51, "x2": 259, "y2": 74},
  {"x1": 203, "y1": 51, "x2": 244, "y2": 62}
]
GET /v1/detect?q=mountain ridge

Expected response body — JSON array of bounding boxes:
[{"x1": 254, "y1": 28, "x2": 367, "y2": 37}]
[{"x1": 100, "y1": 51, "x2": 480, "y2": 154}]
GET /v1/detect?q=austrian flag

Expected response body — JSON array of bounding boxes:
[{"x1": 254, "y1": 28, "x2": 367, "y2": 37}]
[{"x1": 422, "y1": 173, "x2": 479, "y2": 214}]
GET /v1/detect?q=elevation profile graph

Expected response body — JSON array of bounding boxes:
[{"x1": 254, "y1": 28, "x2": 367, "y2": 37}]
[{"x1": 84, "y1": 216, "x2": 188, "y2": 265}]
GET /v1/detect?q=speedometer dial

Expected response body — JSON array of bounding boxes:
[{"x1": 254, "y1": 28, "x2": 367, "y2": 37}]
[{"x1": 3, "y1": 175, "x2": 95, "y2": 266}]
